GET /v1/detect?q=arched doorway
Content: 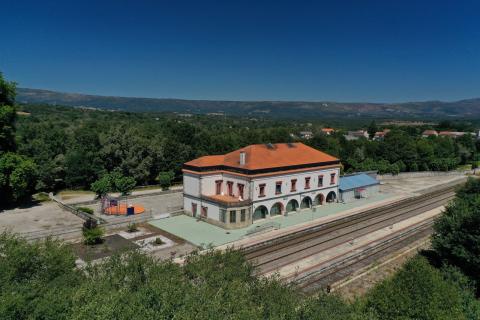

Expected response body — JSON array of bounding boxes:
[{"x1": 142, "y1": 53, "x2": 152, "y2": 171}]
[
  {"x1": 270, "y1": 202, "x2": 284, "y2": 216},
  {"x1": 314, "y1": 194, "x2": 325, "y2": 206},
  {"x1": 300, "y1": 196, "x2": 313, "y2": 209},
  {"x1": 286, "y1": 199, "x2": 299, "y2": 212},
  {"x1": 326, "y1": 191, "x2": 337, "y2": 203},
  {"x1": 253, "y1": 206, "x2": 268, "y2": 221}
]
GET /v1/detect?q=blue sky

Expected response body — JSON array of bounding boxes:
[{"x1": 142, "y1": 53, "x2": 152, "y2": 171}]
[{"x1": 2, "y1": 0, "x2": 480, "y2": 102}]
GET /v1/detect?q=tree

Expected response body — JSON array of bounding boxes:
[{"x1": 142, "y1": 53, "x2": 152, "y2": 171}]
[
  {"x1": 157, "y1": 171, "x2": 174, "y2": 190},
  {"x1": 367, "y1": 120, "x2": 378, "y2": 139},
  {"x1": 432, "y1": 178, "x2": 480, "y2": 282},
  {"x1": 0, "y1": 153, "x2": 37, "y2": 204},
  {"x1": 90, "y1": 174, "x2": 113, "y2": 198},
  {"x1": 364, "y1": 256, "x2": 480, "y2": 319},
  {"x1": 0, "y1": 73, "x2": 17, "y2": 153}
]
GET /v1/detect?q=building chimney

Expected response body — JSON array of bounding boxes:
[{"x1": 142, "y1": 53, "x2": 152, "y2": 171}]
[{"x1": 239, "y1": 151, "x2": 246, "y2": 166}]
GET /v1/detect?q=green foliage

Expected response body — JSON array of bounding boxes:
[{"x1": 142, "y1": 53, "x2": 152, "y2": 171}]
[
  {"x1": 0, "y1": 152, "x2": 37, "y2": 204},
  {"x1": 432, "y1": 177, "x2": 480, "y2": 282},
  {"x1": 367, "y1": 120, "x2": 378, "y2": 139},
  {"x1": 364, "y1": 256, "x2": 480, "y2": 320},
  {"x1": 157, "y1": 170, "x2": 174, "y2": 190},
  {"x1": 127, "y1": 222, "x2": 138, "y2": 233},
  {"x1": 0, "y1": 233, "x2": 80, "y2": 320},
  {"x1": 82, "y1": 226, "x2": 104, "y2": 245},
  {"x1": 2, "y1": 231, "x2": 480, "y2": 320},
  {"x1": 77, "y1": 207, "x2": 94, "y2": 215},
  {"x1": 154, "y1": 237, "x2": 164, "y2": 245},
  {"x1": 90, "y1": 170, "x2": 136, "y2": 197},
  {"x1": 14, "y1": 103, "x2": 480, "y2": 194},
  {"x1": 114, "y1": 175, "x2": 136, "y2": 196},
  {"x1": 82, "y1": 218, "x2": 104, "y2": 245}
]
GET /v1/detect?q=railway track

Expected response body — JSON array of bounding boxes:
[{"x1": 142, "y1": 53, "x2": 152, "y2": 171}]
[
  {"x1": 243, "y1": 184, "x2": 458, "y2": 277},
  {"x1": 294, "y1": 219, "x2": 434, "y2": 293}
]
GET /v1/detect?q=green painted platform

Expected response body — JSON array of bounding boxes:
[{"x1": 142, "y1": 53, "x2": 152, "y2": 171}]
[{"x1": 149, "y1": 193, "x2": 392, "y2": 247}]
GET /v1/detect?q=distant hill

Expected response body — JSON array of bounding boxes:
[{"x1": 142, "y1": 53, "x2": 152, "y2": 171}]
[{"x1": 16, "y1": 88, "x2": 480, "y2": 119}]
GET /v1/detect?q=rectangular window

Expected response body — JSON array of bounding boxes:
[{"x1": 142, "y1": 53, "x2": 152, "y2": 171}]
[
  {"x1": 192, "y1": 203, "x2": 197, "y2": 216},
  {"x1": 238, "y1": 183, "x2": 245, "y2": 199},
  {"x1": 259, "y1": 184, "x2": 266, "y2": 197},
  {"x1": 305, "y1": 177, "x2": 311, "y2": 189},
  {"x1": 230, "y1": 210, "x2": 236, "y2": 223},
  {"x1": 318, "y1": 175, "x2": 324, "y2": 187},
  {"x1": 240, "y1": 209, "x2": 246, "y2": 222},
  {"x1": 215, "y1": 180, "x2": 223, "y2": 195},
  {"x1": 291, "y1": 179, "x2": 297, "y2": 192},
  {"x1": 201, "y1": 206, "x2": 208, "y2": 218},
  {"x1": 220, "y1": 209, "x2": 226, "y2": 223},
  {"x1": 275, "y1": 181, "x2": 282, "y2": 194},
  {"x1": 330, "y1": 173, "x2": 336, "y2": 185},
  {"x1": 227, "y1": 181, "x2": 234, "y2": 196}
]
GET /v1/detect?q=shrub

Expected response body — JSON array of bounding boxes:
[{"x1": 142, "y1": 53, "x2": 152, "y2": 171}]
[
  {"x1": 82, "y1": 227, "x2": 104, "y2": 245},
  {"x1": 154, "y1": 237, "x2": 164, "y2": 245},
  {"x1": 82, "y1": 218, "x2": 104, "y2": 245},
  {"x1": 77, "y1": 207, "x2": 94, "y2": 215},
  {"x1": 157, "y1": 171, "x2": 175, "y2": 191},
  {"x1": 127, "y1": 222, "x2": 138, "y2": 233}
]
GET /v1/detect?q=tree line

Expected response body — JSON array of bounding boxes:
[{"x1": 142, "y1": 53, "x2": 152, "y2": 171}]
[{"x1": 1, "y1": 70, "x2": 479, "y2": 205}]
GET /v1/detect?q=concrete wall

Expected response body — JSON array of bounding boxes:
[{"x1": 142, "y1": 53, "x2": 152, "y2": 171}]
[{"x1": 377, "y1": 170, "x2": 471, "y2": 181}]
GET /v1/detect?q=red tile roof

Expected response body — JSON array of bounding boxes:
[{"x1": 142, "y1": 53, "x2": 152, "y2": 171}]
[
  {"x1": 184, "y1": 143, "x2": 339, "y2": 171},
  {"x1": 321, "y1": 128, "x2": 334, "y2": 132}
]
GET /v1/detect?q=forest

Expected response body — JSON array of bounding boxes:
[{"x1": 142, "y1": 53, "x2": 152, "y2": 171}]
[
  {"x1": 1, "y1": 178, "x2": 480, "y2": 319},
  {"x1": 1, "y1": 72, "x2": 480, "y2": 205}
]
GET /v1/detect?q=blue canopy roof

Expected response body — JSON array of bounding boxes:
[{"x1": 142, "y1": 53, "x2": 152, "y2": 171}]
[{"x1": 339, "y1": 173, "x2": 379, "y2": 191}]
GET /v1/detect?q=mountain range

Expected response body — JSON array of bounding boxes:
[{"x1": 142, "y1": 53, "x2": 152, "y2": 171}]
[{"x1": 16, "y1": 88, "x2": 480, "y2": 119}]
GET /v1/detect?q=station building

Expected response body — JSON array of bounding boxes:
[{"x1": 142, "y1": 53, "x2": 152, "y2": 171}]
[
  {"x1": 182, "y1": 143, "x2": 342, "y2": 229},
  {"x1": 338, "y1": 172, "x2": 380, "y2": 203}
]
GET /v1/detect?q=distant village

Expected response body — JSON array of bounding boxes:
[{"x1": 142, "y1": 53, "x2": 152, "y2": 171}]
[{"x1": 295, "y1": 127, "x2": 480, "y2": 141}]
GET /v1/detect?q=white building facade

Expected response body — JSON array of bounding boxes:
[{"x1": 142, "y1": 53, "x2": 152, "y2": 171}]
[{"x1": 182, "y1": 143, "x2": 341, "y2": 229}]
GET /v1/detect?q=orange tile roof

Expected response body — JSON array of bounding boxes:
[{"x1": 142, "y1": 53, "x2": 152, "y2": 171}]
[
  {"x1": 184, "y1": 143, "x2": 339, "y2": 172},
  {"x1": 321, "y1": 128, "x2": 334, "y2": 132}
]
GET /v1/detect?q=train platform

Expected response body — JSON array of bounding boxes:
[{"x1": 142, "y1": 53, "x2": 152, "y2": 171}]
[{"x1": 149, "y1": 192, "x2": 398, "y2": 248}]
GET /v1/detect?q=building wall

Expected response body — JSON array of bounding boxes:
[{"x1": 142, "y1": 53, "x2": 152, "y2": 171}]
[
  {"x1": 252, "y1": 185, "x2": 338, "y2": 218},
  {"x1": 183, "y1": 166, "x2": 341, "y2": 228},
  {"x1": 251, "y1": 167, "x2": 340, "y2": 202},
  {"x1": 340, "y1": 184, "x2": 379, "y2": 203}
]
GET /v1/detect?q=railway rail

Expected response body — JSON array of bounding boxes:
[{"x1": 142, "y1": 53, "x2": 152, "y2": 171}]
[
  {"x1": 294, "y1": 218, "x2": 434, "y2": 292},
  {"x1": 243, "y1": 183, "x2": 460, "y2": 280}
]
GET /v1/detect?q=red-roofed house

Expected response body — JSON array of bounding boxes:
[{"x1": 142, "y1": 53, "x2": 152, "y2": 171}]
[
  {"x1": 422, "y1": 130, "x2": 438, "y2": 138},
  {"x1": 183, "y1": 143, "x2": 341, "y2": 228},
  {"x1": 321, "y1": 128, "x2": 335, "y2": 135}
]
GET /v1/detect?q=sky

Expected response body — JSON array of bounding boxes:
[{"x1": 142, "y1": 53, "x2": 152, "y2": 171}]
[{"x1": 2, "y1": 0, "x2": 480, "y2": 102}]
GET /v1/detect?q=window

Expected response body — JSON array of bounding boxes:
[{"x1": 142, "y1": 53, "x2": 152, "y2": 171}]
[
  {"x1": 259, "y1": 184, "x2": 266, "y2": 197},
  {"x1": 240, "y1": 209, "x2": 246, "y2": 222},
  {"x1": 275, "y1": 181, "x2": 282, "y2": 194},
  {"x1": 330, "y1": 173, "x2": 336, "y2": 185},
  {"x1": 220, "y1": 209, "x2": 226, "y2": 223},
  {"x1": 318, "y1": 175, "x2": 324, "y2": 187},
  {"x1": 227, "y1": 181, "x2": 234, "y2": 196},
  {"x1": 201, "y1": 206, "x2": 208, "y2": 218},
  {"x1": 291, "y1": 179, "x2": 297, "y2": 192},
  {"x1": 215, "y1": 180, "x2": 223, "y2": 195},
  {"x1": 305, "y1": 177, "x2": 311, "y2": 189},
  {"x1": 238, "y1": 183, "x2": 245, "y2": 199},
  {"x1": 192, "y1": 203, "x2": 197, "y2": 216},
  {"x1": 230, "y1": 210, "x2": 236, "y2": 223}
]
